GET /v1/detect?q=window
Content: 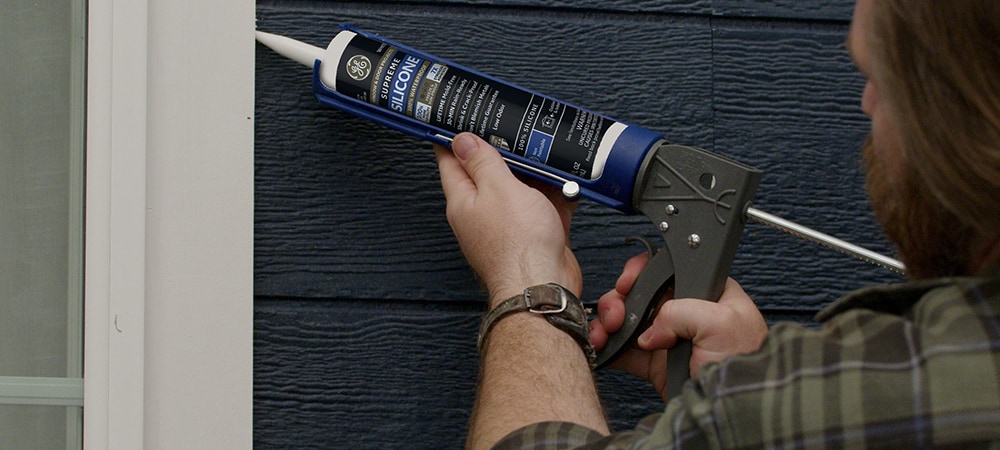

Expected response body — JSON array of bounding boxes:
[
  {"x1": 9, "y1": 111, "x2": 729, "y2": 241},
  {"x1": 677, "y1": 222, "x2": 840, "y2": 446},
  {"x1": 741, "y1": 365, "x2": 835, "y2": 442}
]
[
  {"x1": 0, "y1": 0, "x2": 87, "y2": 448},
  {"x1": 3, "y1": 0, "x2": 252, "y2": 447}
]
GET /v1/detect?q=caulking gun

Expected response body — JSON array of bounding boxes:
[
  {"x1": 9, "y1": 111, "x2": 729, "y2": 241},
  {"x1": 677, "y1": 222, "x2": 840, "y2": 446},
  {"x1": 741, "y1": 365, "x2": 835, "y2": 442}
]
[{"x1": 256, "y1": 25, "x2": 904, "y2": 398}]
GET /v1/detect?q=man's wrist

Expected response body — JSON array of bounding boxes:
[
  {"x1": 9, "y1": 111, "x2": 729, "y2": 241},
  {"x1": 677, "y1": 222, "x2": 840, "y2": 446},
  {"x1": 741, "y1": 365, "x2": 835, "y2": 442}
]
[
  {"x1": 486, "y1": 275, "x2": 579, "y2": 309},
  {"x1": 479, "y1": 283, "x2": 596, "y2": 368}
]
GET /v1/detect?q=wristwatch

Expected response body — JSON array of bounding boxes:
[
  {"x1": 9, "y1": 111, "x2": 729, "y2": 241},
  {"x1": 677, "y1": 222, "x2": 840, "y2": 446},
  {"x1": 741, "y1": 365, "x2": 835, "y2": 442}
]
[{"x1": 477, "y1": 283, "x2": 596, "y2": 368}]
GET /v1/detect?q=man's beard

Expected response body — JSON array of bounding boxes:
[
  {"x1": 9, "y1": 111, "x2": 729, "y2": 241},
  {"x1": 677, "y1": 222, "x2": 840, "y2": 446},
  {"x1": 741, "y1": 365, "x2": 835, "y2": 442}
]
[{"x1": 862, "y1": 135, "x2": 976, "y2": 279}]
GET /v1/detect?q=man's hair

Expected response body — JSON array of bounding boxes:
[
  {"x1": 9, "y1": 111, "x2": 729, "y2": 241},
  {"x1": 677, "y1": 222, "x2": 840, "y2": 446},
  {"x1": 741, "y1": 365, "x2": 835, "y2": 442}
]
[{"x1": 869, "y1": 1, "x2": 1000, "y2": 251}]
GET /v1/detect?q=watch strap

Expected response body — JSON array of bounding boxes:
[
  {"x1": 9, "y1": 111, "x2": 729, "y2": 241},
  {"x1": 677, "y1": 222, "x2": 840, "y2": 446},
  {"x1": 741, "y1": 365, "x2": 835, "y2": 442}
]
[{"x1": 477, "y1": 283, "x2": 596, "y2": 368}]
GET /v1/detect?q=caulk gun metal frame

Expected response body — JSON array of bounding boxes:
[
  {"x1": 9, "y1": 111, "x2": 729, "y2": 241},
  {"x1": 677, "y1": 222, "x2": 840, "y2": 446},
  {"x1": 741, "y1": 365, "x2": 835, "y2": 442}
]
[{"x1": 255, "y1": 28, "x2": 905, "y2": 399}]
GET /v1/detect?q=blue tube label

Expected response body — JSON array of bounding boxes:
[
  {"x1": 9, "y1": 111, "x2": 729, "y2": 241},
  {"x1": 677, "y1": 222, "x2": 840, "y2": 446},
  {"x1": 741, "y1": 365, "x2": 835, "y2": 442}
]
[{"x1": 335, "y1": 33, "x2": 621, "y2": 180}]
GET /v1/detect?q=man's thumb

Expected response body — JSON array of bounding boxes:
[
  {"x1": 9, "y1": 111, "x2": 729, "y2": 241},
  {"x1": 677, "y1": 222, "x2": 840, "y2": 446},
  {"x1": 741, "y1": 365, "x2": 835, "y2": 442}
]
[{"x1": 451, "y1": 132, "x2": 508, "y2": 184}]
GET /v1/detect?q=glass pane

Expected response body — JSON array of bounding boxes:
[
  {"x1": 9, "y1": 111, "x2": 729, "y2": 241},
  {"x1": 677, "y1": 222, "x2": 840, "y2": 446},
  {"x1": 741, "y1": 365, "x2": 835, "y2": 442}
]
[
  {"x1": 0, "y1": 405, "x2": 81, "y2": 449},
  {"x1": 0, "y1": 0, "x2": 85, "y2": 383},
  {"x1": 0, "y1": 0, "x2": 84, "y2": 448}
]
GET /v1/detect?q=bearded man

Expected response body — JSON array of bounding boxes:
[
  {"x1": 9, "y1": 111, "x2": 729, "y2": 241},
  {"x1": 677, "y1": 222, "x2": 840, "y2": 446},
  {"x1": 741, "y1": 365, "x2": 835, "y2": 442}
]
[{"x1": 434, "y1": 0, "x2": 1000, "y2": 448}]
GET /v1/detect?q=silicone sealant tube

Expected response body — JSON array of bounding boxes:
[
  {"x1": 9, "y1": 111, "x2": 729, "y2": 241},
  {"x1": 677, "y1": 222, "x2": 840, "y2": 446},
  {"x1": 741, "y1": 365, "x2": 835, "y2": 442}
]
[{"x1": 312, "y1": 26, "x2": 666, "y2": 212}]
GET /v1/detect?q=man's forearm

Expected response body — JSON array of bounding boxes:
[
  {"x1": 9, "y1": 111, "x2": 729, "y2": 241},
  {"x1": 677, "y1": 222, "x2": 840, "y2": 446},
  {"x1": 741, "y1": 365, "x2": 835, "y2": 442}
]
[{"x1": 467, "y1": 311, "x2": 610, "y2": 449}]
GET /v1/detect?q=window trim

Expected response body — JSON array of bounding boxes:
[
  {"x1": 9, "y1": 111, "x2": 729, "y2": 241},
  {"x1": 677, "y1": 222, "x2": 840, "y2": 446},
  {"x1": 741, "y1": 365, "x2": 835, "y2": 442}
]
[
  {"x1": 84, "y1": 0, "x2": 149, "y2": 446},
  {"x1": 0, "y1": 377, "x2": 84, "y2": 407},
  {"x1": 84, "y1": 0, "x2": 253, "y2": 447}
]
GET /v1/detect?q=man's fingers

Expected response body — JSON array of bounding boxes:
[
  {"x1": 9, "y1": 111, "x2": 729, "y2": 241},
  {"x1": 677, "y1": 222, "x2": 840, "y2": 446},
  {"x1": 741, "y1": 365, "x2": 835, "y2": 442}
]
[
  {"x1": 637, "y1": 298, "x2": 721, "y2": 350},
  {"x1": 615, "y1": 252, "x2": 651, "y2": 295},
  {"x1": 434, "y1": 143, "x2": 473, "y2": 201},
  {"x1": 591, "y1": 252, "x2": 660, "y2": 350},
  {"x1": 636, "y1": 278, "x2": 766, "y2": 374},
  {"x1": 449, "y1": 132, "x2": 512, "y2": 190},
  {"x1": 590, "y1": 288, "x2": 627, "y2": 350}
]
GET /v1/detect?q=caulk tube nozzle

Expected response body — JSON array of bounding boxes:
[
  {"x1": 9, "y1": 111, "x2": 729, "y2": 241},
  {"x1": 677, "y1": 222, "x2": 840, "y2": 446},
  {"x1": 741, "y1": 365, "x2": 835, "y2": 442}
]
[
  {"x1": 255, "y1": 31, "x2": 325, "y2": 69},
  {"x1": 255, "y1": 29, "x2": 358, "y2": 91}
]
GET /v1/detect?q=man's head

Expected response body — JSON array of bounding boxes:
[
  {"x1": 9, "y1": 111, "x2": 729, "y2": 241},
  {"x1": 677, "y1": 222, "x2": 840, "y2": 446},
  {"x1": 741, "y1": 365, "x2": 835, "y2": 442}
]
[{"x1": 849, "y1": 0, "x2": 1000, "y2": 278}]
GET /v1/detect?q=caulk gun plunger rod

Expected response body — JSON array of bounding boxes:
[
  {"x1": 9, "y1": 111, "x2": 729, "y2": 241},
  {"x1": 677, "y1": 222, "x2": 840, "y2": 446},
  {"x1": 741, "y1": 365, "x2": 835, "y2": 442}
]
[{"x1": 746, "y1": 206, "x2": 906, "y2": 274}]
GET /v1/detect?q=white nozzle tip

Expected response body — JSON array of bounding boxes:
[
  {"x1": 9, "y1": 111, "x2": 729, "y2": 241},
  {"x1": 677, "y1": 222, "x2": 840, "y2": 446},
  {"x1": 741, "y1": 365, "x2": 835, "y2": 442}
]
[{"x1": 255, "y1": 30, "x2": 324, "y2": 69}]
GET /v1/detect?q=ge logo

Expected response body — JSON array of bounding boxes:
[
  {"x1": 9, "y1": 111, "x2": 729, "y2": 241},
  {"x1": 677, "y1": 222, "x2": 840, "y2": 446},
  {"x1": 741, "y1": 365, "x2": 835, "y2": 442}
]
[{"x1": 346, "y1": 55, "x2": 371, "y2": 81}]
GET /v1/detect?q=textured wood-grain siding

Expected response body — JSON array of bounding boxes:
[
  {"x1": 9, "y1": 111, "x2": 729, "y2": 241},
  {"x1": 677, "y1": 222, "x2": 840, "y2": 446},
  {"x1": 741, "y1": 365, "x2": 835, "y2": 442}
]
[{"x1": 255, "y1": 1, "x2": 902, "y2": 448}]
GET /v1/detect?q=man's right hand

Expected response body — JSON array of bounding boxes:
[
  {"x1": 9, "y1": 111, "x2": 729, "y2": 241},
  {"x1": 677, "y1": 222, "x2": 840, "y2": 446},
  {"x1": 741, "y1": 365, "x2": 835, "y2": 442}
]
[{"x1": 589, "y1": 253, "x2": 769, "y2": 401}]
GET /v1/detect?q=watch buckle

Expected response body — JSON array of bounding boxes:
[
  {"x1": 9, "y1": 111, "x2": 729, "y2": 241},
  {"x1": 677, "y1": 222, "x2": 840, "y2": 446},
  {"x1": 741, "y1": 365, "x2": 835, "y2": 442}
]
[{"x1": 525, "y1": 285, "x2": 568, "y2": 315}]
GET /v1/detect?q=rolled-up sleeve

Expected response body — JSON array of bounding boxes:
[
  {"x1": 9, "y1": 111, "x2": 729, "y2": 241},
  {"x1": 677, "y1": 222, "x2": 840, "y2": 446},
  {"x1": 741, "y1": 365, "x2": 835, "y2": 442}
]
[{"x1": 492, "y1": 396, "x2": 715, "y2": 450}]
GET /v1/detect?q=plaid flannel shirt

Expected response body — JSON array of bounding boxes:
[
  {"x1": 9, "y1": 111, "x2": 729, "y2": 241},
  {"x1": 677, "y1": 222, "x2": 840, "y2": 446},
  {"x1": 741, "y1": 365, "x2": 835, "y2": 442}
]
[{"x1": 495, "y1": 263, "x2": 1000, "y2": 449}]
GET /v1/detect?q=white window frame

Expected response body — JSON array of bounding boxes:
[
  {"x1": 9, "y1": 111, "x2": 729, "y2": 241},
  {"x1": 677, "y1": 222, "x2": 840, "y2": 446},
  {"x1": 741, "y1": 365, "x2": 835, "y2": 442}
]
[{"x1": 84, "y1": 0, "x2": 254, "y2": 447}]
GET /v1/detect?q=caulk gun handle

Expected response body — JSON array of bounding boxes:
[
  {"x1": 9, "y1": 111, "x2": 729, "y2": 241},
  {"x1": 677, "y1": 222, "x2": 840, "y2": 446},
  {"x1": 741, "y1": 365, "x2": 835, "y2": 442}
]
[
  {"x1": 592, "y1": 248, "x2": 676, "y2": 370},
  {"x1": 593, "y1": 143, "x2": 762, "y2": 399}
]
